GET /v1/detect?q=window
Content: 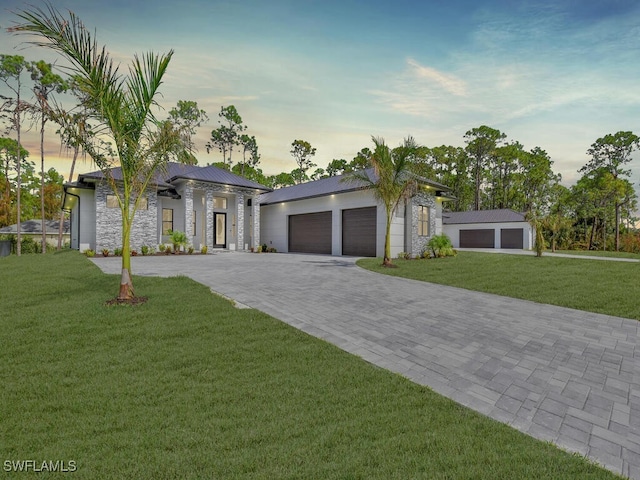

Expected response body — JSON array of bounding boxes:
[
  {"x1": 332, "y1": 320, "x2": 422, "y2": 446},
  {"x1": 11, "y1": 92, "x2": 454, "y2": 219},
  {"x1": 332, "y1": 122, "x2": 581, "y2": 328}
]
[
  {"x1": 213, "y1": 197, "x2": 227, "y2": 209},
  {"x1": 162, "y1": 209, "x2": 173, "y2": 235},
  {"x1": 137, "y1": 197, "x2": 148, "y2": 210},
  {"x1": 106, "y1": 194, "x2": 118, "y2": 208},
  {"x1": 418, "y1": 206, "x2": 430, "y2": 236},
  {"x1": 193, "y1": 210, "x2": 197, "y2": 236}
]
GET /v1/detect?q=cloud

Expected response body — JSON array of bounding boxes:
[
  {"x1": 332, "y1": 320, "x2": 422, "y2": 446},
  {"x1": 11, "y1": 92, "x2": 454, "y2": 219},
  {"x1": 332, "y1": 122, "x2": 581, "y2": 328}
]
[
  {"x1": 405, "y1": 58, "x2": 467, "y2": 97},
  {"x1": 367, "y1": 58, "x2": 468, "y2": 119}
]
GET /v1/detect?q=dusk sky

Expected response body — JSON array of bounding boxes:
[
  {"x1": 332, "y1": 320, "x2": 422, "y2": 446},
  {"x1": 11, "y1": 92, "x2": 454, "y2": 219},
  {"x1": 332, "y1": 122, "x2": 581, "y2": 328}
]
[{"x1": 1, "y1": 0, "x2": 639, "y2": 189}]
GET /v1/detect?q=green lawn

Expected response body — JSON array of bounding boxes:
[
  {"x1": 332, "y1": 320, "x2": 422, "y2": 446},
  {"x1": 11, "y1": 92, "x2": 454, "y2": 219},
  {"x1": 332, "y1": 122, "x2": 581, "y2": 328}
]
[
  {"x1": 553, "y1": 249, "x2": 640, "y2": 259},
  {"x1": 358, "y1": 251, "x2": 640, "y2": 320},
  {"x1": 0, "y1": 251, "x2": 621, "y2": 479}
]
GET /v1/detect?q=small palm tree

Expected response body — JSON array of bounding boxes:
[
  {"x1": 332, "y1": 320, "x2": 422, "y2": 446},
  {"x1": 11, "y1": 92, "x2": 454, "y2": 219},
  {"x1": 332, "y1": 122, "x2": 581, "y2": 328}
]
[
  {"x1": 344, "y1": 136, "x2": 418, "y2": 266},
  {"x1": 12, "y1": 5, "x2": 188, "y2": 301}
]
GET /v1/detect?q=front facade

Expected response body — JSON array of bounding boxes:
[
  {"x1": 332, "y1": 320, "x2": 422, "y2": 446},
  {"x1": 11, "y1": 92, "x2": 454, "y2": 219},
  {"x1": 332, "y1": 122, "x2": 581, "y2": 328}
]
[
  {"x1": 259, "y1": 171, "x2": 451, "y2": 258},
  {"x1": 64, "y1": 163, "x2": 271, "y2": 252},
  {"x1": 65, "y1": 165, "x2": 451, "y2": 257}
]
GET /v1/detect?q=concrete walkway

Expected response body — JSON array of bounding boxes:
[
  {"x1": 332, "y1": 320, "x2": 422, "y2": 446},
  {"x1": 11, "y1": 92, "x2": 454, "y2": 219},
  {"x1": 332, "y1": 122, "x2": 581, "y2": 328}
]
[{"x1": 92, "y1": 253, "x2": 640, "y2": 478}]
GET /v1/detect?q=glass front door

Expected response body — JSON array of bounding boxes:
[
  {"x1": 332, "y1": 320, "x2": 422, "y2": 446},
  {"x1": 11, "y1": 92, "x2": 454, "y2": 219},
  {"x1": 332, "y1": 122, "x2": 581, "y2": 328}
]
[{"x1": 214, "y1": 212, "x2": 226, "y2": 248}]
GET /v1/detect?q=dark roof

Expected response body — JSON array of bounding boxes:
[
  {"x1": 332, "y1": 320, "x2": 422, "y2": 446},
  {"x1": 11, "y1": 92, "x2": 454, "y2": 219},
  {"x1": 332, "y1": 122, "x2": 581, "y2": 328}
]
[
  {"x1": 442, "y1": 209, "x2": 527, "y2": 225},
  {"x1": 78, "y1": 162, "x2": 271, "y2": 192},
  {"x1": 259, "y1": 169, "x2": 450, "y2": 205},
  {"x1": 0, "y1": 219, "x2": 70, "y2": 234},
  {"x1": 166, "y1": 163, "x2": 271, "y2": 191}
]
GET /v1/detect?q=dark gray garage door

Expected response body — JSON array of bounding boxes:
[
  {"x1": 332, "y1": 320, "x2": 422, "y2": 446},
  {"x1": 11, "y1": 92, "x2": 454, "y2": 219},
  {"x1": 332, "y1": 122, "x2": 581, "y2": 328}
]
[
  {"x1": 288, "y1": 211, "x2": 332, "y2": 254},
  {"x1": 460, "y1": 229, "x2": 495, "y2": 248},
  {"x1": 501, "y1": 228, "x2": 523, "y2": 249},
  {"x1": 342, "y1": 206, "x2": 377, "y2": 257}
]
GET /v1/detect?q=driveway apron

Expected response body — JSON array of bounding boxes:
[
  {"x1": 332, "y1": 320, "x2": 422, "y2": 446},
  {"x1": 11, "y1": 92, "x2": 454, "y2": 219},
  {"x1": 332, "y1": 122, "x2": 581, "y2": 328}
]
[{"x1": 92, "y1": 252, "x2": 640, "y2": 479}]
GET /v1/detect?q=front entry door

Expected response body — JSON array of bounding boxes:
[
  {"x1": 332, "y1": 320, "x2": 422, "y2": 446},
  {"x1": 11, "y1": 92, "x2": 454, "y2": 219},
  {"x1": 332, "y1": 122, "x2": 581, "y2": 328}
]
[{"x1": 214, "y1": 212, "x2": 226, "y2": 248}]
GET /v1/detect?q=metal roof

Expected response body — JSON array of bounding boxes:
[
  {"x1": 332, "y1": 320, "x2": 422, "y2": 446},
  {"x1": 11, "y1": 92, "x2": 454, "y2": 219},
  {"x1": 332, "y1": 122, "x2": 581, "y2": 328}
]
[
  {"x1": 167, "y1": 163, "x2": 271, "y2": 191},
  {"x1": 0, "y1": 219, "x2": 70, "y2": 234},
  {"x1": 259, "y1": 169, "x2": 450, "y2": 205},
  {"x1": 78, "y1": 162, "x2": 271, "y2": 192},
  {"x1": 442, "y1": 209, "x2": 527, "y2": 224}
]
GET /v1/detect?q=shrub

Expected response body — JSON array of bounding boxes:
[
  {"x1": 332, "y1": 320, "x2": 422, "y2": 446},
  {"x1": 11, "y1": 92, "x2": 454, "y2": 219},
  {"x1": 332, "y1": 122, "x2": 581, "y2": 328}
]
[
  {"x1": 114, "y1": 247, "x2": 122, "y2": 256},
  {"x1": 84, "y1": 249, "x2": 95, "y2": 257},
  {"x1": 262, "y1": 243, "x2": 267, "y2": 252},
  {"x1": 200, "y1": 245, "x2": 208, "y2": 255},
  {"x1": 267, "y1": 247, "x2": 277, "y2": 253},
  {"x1": 140, "y1": 245, "x2": 153, "y2": 256},
  {"x1": 426, "y1": 234, "x2": 456, "y2": 258},
  {"x1": 188, "y1": 246, "x2": 194, "y2": 254},
  {"x1": 256, "y1": 245, "x2": 263, "y2": 253},
  {"x1": 397, "y1": 252, "x2": 411, "y2": 260},
  {"x1": 102, "y1": 249, "x2": 109, "y2": 257},
  {"x1": 20, "y1": 237, "x2": 38, "y2": 254},
  {"x1": 168, "y1": 230, "x2": 189, "y2": 253},
  {"x1": 131, "y1": 250, "x2": 138, "y2": 256},
  {"x1": 158, "y1": 243, "x2": 166, "y2": 253}
]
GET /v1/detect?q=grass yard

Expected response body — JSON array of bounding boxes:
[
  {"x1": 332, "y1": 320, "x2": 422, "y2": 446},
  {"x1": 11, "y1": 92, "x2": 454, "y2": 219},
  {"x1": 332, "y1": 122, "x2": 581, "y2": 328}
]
[
  {"x1": 358, "y1": 251, "x2": 640, "y2": 320},
  {"x1": 553, "y1": 249, "x2": 640, "y2": 259},
  {"x1": 0, "y1": 251, "x2": 622, "y2": 479}
]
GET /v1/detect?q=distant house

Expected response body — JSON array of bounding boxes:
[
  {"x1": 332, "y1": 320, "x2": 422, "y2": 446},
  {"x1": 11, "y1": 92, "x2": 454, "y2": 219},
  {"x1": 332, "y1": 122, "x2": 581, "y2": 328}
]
[
  {"x1": 0, "y1": 219, "x2": 70, "y2": 246},
  {"x1": 442, "y1": 209, "x2": 534, "y2": 249},
  {"x1": 64, "y1": 163, "x2": 453, "y2": 257}
]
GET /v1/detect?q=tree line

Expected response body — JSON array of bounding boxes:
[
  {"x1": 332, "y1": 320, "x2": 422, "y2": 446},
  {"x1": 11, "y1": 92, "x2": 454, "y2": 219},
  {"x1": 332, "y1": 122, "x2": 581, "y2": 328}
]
[{"x1": 2, "y1": 41, "x2": 638, "y2": 260}]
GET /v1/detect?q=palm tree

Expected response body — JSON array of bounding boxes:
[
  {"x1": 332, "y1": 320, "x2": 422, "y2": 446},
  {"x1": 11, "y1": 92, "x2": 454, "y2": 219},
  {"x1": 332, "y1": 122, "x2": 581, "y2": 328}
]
[
  {"x1": 344, "y1": 136, "x2": 418, "y2": 267},
  {"x1": 12, "y1": 5, "x2": 187, "y2": 301}
]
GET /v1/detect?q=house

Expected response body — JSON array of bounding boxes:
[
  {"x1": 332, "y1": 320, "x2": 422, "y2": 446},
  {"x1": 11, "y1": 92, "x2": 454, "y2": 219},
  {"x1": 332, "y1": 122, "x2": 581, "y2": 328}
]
[
  {"x1": 0, "y1": 219, "x2": 70, "y2": 246},
  {"x1": 63, "y1": 163, "x2": 452, "y2": 257},
  {"x1": 442, "y1": 209, "x2": 534, "y2": 249},
  {"x1": 259, "y1": 169, "x2": 453, "y2": 257},
  {"x1": 62, "y1": 163, "x2": 271, "y2": 252}
]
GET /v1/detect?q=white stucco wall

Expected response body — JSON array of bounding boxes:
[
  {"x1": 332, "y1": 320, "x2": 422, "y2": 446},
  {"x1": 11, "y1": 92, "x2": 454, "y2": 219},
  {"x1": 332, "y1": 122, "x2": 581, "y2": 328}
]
[
  {"x1": 260, "y1": 189, "x2": 407, "y2": 257},
  {"x1": 443, "y1": 221, "x2": 533, "y2": 249},
  {"x1": 68, "y1": 187, "x2": 95, "y2": 251}
]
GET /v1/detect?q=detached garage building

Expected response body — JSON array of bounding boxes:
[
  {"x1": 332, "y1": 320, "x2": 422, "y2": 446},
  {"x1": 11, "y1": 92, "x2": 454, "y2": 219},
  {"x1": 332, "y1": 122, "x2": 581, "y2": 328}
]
[
  {"x1": 259, "y1": 169, "x2": 452, "y2": 257},
  {"x1": 442, "y1": 209, "x2": 534, "y2": 250}
]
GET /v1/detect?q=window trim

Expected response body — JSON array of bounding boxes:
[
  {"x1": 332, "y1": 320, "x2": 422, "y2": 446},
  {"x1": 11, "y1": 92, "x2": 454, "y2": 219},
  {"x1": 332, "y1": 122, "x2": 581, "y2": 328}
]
[
  {"x1": 418, "y1": 205, "x2": 430, "y2": 237},
  {"x1": 162, "y1": 208, "x2": 174, "y2": 235},
  {"x1": 106, "y1": 194, "x2": 119, "y2": 209}
]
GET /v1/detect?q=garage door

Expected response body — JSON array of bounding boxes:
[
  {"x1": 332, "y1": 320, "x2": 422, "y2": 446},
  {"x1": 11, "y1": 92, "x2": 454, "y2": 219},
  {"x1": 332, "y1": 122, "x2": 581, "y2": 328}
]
[
  {"x1": 501, "y1": 228, "x2": 523, "y2": 249},
  {"x1": 342, "y1": 206, "x2": 377, "y2": 257},
  {"x1": 460, "y1": 229, "x2": 495, "y2": 248},
  {"x1": 288, "y1": 211, "x2": 332, "y2": 254}
]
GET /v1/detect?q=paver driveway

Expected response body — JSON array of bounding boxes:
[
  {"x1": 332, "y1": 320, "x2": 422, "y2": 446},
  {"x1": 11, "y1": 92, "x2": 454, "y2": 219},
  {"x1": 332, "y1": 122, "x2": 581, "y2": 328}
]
[{"x1": 93, "y1": 252, "x2": 640, "y2": 479}]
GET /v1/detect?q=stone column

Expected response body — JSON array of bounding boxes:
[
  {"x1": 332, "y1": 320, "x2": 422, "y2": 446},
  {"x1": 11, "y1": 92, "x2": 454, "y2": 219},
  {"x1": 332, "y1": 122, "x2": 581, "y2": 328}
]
[
  {"x1": 184, "y1": 183, "x2": 194, "y2": 250},
  {"x1": 236, "y1": 193, "x2": 245, "y2": 250},
  {"x1": 205, "y1": 189, "x2": 214, "y2": 250},
  {"x1": 252, "y1": 197, "x2": 260, "y2": 249}
]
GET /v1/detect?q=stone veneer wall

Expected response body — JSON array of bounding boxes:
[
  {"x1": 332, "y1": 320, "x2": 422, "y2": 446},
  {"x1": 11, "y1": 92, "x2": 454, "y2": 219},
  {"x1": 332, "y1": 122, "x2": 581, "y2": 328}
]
[
  {"x1": 95, "y1": 183, "x2": 158, "y2": 252},
  {"x1": 252, "y1": 199, "x2": 260, "y2": 249},
  {"x1": 410, "y1": 191, "x2": 437, "y2": 256}
]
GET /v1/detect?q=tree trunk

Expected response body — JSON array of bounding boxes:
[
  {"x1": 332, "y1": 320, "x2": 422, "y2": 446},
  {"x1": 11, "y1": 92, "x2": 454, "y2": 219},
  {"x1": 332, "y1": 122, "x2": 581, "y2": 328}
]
[
  {"x1": 40, "y1": 117, "x2": 46, "y2": 255},
  {"x1": 117, "y1": 215, "x2": 135, "y2": 300},
  {"x1": 615, "y1": 202, "x2": 620, "y2": 251},
  {"x1": 383, "y1": 208, "x2": 392, "y2": 266},
  {"x1": 15, "y1": 107, "x2": 21, "y2": 256}
]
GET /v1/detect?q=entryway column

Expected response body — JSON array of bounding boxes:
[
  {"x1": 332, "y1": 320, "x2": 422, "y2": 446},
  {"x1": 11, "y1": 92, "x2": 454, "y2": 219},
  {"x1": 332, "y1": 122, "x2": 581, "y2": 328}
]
[
  {"x1": 252, "y1": 198, "x2": 260, "y2": 249},
  {"x1": 205, "y1": 190, "x2": 214, "y2": 250},
  {"x1": 236, "y1": 193, "x2": 245, "y2": 250},
  {"x1": 184, "y1": 183, "x2": 194, "y2": 248}
]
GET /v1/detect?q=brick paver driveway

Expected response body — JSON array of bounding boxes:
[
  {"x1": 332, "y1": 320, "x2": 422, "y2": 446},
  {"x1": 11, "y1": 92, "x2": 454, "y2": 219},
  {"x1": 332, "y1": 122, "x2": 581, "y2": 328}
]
[{"x1": 93, "y1": 252, "x2": 640, "y2": 479}]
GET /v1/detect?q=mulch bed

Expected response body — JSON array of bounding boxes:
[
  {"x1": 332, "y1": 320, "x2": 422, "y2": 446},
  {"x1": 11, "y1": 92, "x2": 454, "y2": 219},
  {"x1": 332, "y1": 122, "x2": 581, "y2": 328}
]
[{"x1": 105, "y1": 296, "x2": 149, "y2": 306}]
